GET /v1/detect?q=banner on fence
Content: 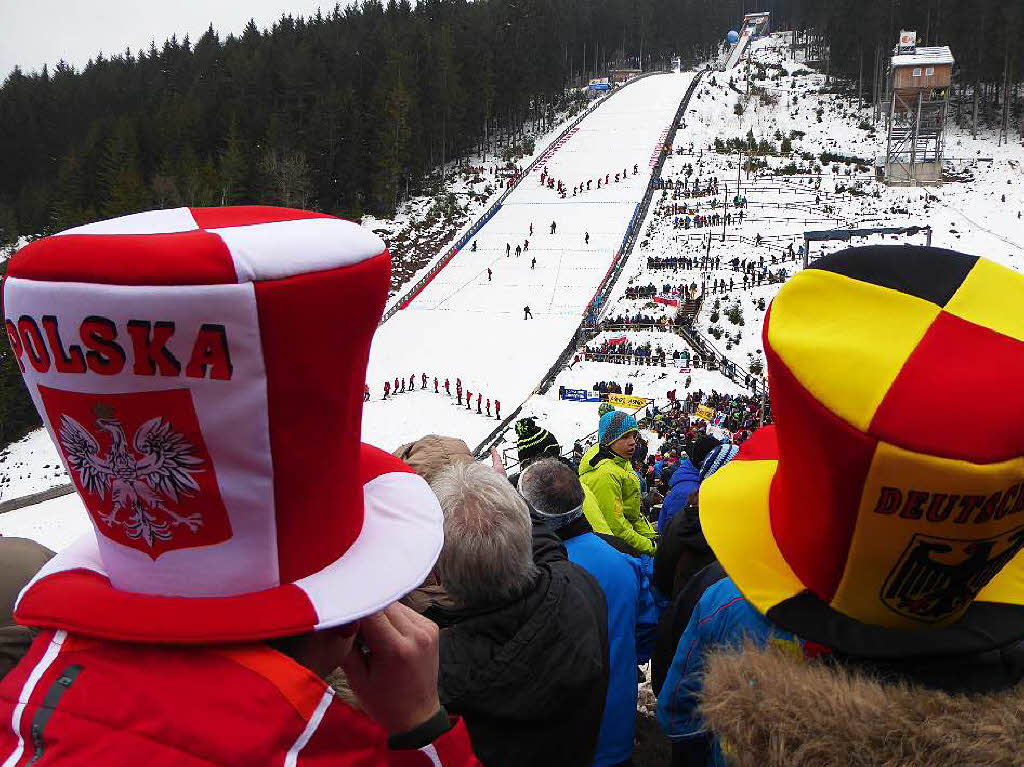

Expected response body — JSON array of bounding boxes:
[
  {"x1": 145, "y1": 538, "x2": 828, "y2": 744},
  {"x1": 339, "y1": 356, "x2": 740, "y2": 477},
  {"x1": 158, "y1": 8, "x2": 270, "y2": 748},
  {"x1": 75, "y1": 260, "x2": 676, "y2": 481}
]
[
  {"x1": 654, "y1": 295, "x2": 678, "y2": 307},
  {"x1": 606, "y1": 335, "x2": 628, "y2": 346},
  {"x1": 588, "y1": 77, "x2": 611, "y2": 91},
  {"x1": 695, "y1": 405, "x2": 715, "y2": 421},
  {"x1": 608, "y1": 393, "x2": 649, "y2": 409},
  {"x1": 562, "y1": 388, "x2": 601, "y2": 402}
]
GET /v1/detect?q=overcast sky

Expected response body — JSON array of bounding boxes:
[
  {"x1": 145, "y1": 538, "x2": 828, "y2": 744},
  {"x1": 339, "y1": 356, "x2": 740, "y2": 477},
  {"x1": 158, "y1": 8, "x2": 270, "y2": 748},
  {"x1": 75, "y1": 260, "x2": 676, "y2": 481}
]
[{"x1": 1, "y1": 0, "x2": 331, "y2": 80}]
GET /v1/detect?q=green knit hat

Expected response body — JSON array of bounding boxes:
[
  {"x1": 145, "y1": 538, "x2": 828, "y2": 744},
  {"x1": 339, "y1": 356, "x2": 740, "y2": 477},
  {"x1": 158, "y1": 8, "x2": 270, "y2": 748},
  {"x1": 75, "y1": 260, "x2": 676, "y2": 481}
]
[
  {"x1": 516, "y1": 417, "x2": 561, "y2": 466},
  {"x1": 598, "y1": 403, "x2": 616, "y2": 418}
]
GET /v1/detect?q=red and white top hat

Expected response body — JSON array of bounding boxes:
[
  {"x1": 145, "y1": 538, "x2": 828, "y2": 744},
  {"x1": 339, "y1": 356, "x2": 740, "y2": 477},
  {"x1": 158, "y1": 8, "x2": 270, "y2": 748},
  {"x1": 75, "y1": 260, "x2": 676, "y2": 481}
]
[{"x1": 3, "y1": 206, "x2": 443, "y2": 644}]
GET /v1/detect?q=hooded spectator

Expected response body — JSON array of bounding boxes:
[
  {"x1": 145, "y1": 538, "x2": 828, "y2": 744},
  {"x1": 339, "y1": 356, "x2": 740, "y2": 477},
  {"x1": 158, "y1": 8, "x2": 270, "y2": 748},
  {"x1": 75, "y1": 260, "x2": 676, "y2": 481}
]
[
  {"x1": 0, "y1": 208, "x2": 480, "y2": 766},
  {"x1": 520, "y1": 458, "x2": 658, "y2": 767},
  {"x1": 429, "y1": 461, "x2": 610, "y2": 767},
  {"x1": 658, "y1": 246, "x2": 1024, "y2": 766},
  {"x1": 580, "y1": 412, "x2": 657, "y2": 555},
  {"x1": 394, "y1": 434, "x2": 475, "y2": 484},
  {"x1": 658, "y1": 455, "x2": 700, "y2": 534}
]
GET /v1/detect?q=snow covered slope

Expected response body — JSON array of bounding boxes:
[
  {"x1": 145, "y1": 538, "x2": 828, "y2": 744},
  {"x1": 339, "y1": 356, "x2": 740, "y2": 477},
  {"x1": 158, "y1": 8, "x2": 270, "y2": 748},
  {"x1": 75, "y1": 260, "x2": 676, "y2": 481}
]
[
  {"x1": 362, "y1": 72, "x2": 695, "y2": 451},
  {"x1": 0, "y1": 429, "x2": 68, "y2": 502}
]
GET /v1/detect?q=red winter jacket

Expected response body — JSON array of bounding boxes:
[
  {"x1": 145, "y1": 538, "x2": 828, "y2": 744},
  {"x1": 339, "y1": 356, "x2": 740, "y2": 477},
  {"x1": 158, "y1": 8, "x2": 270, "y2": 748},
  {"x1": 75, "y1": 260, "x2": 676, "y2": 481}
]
[{"x1": 0, "y1": 630, "x2": 480, "y2": 766}]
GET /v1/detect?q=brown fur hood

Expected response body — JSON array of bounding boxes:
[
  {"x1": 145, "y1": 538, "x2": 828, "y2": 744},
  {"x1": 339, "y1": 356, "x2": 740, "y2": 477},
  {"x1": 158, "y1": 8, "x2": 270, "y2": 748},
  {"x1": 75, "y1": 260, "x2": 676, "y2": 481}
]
[{"x1": 700, "y1": 643, "x2": 1024, "y2": 766}]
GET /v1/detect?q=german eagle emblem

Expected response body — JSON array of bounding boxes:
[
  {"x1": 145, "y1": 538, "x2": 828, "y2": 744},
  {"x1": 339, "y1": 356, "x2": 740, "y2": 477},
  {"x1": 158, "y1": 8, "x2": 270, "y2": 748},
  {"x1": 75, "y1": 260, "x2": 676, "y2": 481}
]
[
  {"x1": 58, "y1": 405, "x2": 206, "y2": 548},
  {"x1": 882, "y1": 527, "x2": 1024, "y2": 622}
]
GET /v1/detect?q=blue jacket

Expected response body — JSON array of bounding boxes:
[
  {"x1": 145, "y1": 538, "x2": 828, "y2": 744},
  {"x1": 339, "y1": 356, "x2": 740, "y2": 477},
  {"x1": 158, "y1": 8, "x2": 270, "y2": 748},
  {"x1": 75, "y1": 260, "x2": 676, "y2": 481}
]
[
  {"x1": 564, "y1": 529, "x2": 655, "y2": 766},
  {"x1": 656, "y1": 577, "x2": 800, "y2": 767},
  {"x1": 658, "y1": 457, "x2": 700, "y2": 532}
]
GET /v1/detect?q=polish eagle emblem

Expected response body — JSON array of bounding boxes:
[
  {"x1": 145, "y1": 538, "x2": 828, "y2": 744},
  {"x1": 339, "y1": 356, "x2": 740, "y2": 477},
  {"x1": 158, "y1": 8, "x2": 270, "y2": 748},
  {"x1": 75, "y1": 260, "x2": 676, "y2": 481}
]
[{"x1": 58, "y1": 404, "x2": 206, "y2": 548}]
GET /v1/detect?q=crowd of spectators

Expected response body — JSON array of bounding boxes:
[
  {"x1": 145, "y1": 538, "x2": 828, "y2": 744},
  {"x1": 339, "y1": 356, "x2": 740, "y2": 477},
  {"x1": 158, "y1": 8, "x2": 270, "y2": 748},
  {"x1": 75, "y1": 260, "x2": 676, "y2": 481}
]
[
  {"x1": 592, "y1": 380, "x2": 633, "y2": 395},
  {"x1": 583, "y1": 339, "x2": 666, "y2": 366},
  {"x1": 624, "y1": 283, "x2": 659, "y2": 300},
  {"x1": 4, "y1": 214, "x2": 1019, "y2": 767},
  {"x1": 600, "y1": 311, "x2": 666, "y2": 328},
  {"x1": 653, "y1": 174, "x2": 719, "y2": 197}
]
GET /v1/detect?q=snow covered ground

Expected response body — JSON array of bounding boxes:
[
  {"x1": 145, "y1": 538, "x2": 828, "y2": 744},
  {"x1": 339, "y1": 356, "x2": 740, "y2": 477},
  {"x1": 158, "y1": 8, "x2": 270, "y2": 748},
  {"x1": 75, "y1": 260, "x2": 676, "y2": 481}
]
[
  {"x1": 0, "y1": 493, "x2": 89, "y2": 551},
  {"x1": 5, "y1": 33, "x2": 1024, "y2": 547},
  {"x1": 0, "y1": 429, "x2": 68, "y2": 502},
  {"x1": 362, "y1": 72, "x2": 695, "y2": 451}
]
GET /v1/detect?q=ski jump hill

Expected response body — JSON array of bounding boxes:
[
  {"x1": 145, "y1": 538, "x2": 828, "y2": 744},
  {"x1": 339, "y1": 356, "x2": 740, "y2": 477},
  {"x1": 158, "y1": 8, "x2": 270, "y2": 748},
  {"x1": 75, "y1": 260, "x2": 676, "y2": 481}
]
[{"x1": 363, "y1": 72, "x2": 694, "y2": 450}]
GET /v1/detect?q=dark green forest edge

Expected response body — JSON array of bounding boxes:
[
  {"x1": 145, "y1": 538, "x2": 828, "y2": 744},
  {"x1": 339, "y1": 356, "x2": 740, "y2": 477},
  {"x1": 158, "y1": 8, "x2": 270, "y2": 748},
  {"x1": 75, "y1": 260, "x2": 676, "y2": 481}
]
[{"x1": 0, "y1": 0, "x2": 1022, "y2": 450}]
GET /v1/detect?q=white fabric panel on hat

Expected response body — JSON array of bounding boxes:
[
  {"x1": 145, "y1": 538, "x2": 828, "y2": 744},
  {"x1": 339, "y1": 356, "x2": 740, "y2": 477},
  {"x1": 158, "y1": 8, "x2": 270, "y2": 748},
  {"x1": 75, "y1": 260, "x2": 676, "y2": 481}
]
[
  {"x1": 210, "y1": 218, "x2": 386, "y2": 282},
  {"x1": 295, "y1": 470, "x2": 443, "y2": 629},
  {"x1": 55, "y1": 207, "x2": 200, "y2": 236},
  {"x1": 4, "y1": 277, "x2": 280, "y2": 598}
]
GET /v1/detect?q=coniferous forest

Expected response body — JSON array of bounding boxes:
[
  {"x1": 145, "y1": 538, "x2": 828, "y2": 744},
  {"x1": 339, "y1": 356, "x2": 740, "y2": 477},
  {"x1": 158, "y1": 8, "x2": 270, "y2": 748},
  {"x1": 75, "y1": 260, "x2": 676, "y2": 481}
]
[{"x1": 0, "y1": 0, "x2": 1021, "y2": 248}]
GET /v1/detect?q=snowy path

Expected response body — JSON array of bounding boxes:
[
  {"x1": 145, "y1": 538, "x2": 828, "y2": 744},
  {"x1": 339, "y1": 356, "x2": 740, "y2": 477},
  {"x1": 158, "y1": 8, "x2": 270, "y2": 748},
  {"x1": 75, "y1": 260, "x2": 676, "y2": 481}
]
[{"x1": 362, "y1": 72, "x2": 694, "y2": 451}]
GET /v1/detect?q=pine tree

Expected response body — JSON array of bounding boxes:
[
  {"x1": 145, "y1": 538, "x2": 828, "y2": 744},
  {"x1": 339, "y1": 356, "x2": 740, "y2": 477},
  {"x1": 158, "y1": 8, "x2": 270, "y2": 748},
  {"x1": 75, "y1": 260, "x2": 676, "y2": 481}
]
[
  {"x1": 373, "y1": 48, "x2": 413, "y2": 212},
  {"x1": 99, "y1": 118, "x2": 149, "y2": 217},
  {"x1": 219, "y1": 115, "x2": 248, "y2": 205}
]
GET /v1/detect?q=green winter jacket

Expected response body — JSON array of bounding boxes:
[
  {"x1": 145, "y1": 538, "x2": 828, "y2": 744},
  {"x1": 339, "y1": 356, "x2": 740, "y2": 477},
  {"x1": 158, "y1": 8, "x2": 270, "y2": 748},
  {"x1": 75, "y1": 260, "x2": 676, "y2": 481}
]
[{"x1": 579, "y1": 444, "x2": 656, "y2": 554}]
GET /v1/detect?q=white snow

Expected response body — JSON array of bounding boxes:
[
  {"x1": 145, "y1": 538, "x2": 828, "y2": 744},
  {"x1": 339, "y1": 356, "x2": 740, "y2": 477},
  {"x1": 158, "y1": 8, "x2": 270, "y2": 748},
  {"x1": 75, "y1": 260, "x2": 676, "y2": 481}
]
[
  {"x1": 6, "y1": 33, "x2": 1024, "y2": 550},
  {"x1": 363, "y1": 72, "x2": 696, "y2": 452},
  {"x1": 0, "y1": 493, "x2": 90, "y2": 552},
  {"x1": 0, "y1": 429, "x2": 68, "y2": 501}
]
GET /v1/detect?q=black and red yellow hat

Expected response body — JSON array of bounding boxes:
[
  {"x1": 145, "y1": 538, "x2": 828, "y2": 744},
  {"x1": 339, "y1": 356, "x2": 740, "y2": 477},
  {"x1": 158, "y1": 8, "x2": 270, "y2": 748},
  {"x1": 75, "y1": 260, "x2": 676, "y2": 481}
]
[{"x1": 701, "y1": 246, "x2": 1024, "y2": 658}]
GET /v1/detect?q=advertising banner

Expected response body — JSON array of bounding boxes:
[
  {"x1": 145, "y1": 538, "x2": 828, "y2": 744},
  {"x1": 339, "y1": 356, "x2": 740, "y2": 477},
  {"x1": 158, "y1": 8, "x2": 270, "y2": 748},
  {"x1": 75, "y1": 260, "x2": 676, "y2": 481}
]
[
  {"x1": 898, "y1": 30, "x2": 917, "y2": 52},
  {"x1": 588, "y1": 78, "x2": 611, "y2": 91},
  {"x1": 654, "y1": 295, "x2": 679, "y2": 307},
  {"x1": 608, "y1": 393, "x2": 649, "y2": 409},
  {"x1": 562, "y1": 388, "x2": 601, "y2": 402},
  {"x1": 695, "y1": 405, "x2": 715, "y2": 421}
]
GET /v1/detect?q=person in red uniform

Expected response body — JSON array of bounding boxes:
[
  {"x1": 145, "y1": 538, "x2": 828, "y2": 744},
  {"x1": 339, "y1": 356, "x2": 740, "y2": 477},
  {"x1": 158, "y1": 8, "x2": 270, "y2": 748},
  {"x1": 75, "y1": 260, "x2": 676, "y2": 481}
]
[
  {"x1": 434, "y1": 377, "x2": 440, "y2": 393},
  {"x1": 495, "y1": 400, "x2": 501, "y2": 419},
  {"x1": 486, "y1": 399, "x2": 491, "y2": 417},
  {"x1": 476, "y1": 394, "x2": 482, "y2": 414},
  {"x1": 0, "y1": 206, "x2": 482, "y2": 767},
  {"x1": 395, "y1": 377, "x2": 401, "y2": 394},
  {"x1": 466, "y1": 389, "x2": 472, "y2": 410},
  {"x1": 384, "y1": 381, "x2": 391, "y2": 399},
  {"x1": 445, "y1": 379, "x2": 451, "y2": 397},
  {"x1": 456, "y1": 380, "x2": 463, "y2": 405}
]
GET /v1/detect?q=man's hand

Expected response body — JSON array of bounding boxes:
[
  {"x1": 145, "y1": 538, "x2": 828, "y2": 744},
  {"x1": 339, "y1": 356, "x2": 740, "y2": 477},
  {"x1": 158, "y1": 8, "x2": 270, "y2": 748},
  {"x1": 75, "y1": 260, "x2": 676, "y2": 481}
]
[{"x1": 339, "y1": 602, "x2": 443, "y2": 735}]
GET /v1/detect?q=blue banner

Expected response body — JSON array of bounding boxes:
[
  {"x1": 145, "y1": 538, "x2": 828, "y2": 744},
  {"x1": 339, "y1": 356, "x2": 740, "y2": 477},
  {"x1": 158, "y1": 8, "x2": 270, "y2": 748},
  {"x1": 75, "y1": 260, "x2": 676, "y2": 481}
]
[{"x1": 561, "y1": 388, "x2": 601, "y2": 402}]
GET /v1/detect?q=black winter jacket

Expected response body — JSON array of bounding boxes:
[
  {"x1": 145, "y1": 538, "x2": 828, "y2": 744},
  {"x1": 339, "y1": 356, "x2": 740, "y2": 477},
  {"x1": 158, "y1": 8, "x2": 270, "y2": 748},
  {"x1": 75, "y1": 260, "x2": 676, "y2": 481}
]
[
  {"x1": 430, "y1": 520, "x2": 610, "y2": 767},
  {"x1": 653, "y1": 504, "x2": 716, "y2": 600}
]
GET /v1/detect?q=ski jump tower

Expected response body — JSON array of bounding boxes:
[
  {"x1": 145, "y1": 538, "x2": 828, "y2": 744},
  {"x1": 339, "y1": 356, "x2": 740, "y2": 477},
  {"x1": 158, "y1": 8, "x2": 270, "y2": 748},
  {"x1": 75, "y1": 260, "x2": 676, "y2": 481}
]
[{"x1": 882, "y1": 31, "x2": 954, "y2": 186}]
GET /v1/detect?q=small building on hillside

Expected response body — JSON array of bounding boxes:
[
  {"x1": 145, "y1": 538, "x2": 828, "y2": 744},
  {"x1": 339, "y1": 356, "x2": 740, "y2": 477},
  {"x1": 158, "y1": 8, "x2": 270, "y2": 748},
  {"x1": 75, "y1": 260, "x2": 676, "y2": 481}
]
[{"x1": 881, "y1": 33, "x2": 954, "y2": 186}]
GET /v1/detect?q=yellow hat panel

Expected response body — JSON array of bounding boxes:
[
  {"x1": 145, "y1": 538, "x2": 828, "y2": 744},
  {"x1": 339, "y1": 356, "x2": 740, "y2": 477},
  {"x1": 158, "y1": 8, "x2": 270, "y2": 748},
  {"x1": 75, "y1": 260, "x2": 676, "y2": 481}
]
[
  {"x1": 767, "y1": 269, "x2": 939, "y2": 432},
  {"x1": 830, "y1": 440, "x2": 1024, "y2": 629}
]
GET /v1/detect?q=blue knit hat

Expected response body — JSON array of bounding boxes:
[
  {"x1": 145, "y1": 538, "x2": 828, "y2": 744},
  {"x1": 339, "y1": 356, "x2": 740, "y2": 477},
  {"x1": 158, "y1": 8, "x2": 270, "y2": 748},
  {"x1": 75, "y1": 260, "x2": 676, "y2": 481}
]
[
  {"x1": 699, "y1": 443, "x2": 740, "y2": 481},
  {"x1": 599, "y1": 411, "x2": 638, "y2": 446}
]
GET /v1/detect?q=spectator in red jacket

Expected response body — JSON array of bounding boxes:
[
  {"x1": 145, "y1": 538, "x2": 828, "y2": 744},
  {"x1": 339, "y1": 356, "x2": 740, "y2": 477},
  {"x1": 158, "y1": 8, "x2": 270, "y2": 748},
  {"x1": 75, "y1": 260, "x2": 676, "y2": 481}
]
[{"x1": 0, "y1": 208, "x2": 481, "y2": 767}]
